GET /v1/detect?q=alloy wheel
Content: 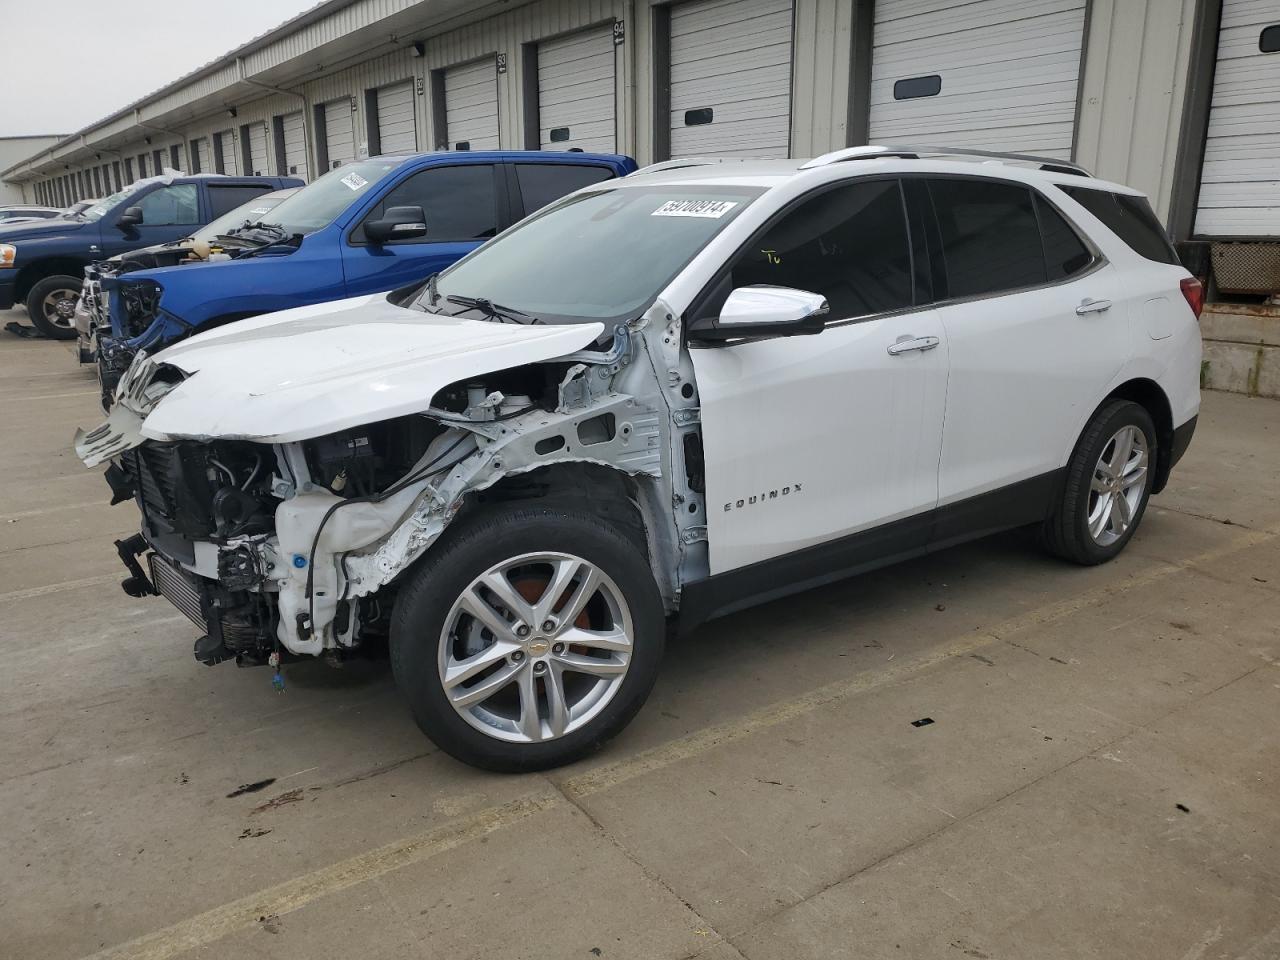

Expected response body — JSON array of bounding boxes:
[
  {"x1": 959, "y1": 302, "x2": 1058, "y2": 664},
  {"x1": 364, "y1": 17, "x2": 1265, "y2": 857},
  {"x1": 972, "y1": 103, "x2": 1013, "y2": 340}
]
[
  {"x1": 1087, "y1": 425, "x2": 1148, "y2": 546},
  {"x1": 438, "y1": 552, "x2": 633, "y2": 744},
  {"x1": 41, "y1": 287, "x2": 80, "y2": 330}
]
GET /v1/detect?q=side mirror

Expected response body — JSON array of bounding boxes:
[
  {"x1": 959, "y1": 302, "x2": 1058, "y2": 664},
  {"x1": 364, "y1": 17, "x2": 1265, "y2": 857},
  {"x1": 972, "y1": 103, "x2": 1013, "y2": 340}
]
[
  {"x1": 365, "y1": 205, "x2": 427, "y2": 244},
  {"x1": 117, "y1": 206, "x2": 144, "y2": 228},
  {"x1": 693, "y1": 285, "x2": 829, "y2": 341}
]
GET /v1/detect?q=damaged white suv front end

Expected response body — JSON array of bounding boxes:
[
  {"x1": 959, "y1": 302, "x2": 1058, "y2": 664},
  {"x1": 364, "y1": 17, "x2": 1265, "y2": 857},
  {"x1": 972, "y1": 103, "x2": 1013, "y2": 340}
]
[
  {"x1": 72, "y1": 171, "x2": 763, "y2": 769},
  {"x1": 76, "y1": 291, "x2": 700, "y2": 655}
]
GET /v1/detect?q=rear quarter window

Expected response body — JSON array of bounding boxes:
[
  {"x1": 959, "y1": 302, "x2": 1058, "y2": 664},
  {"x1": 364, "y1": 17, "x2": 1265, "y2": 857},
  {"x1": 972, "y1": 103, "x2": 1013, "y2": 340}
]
[
  {"x1": 1059, "y1": 186, "x2": 1179, "y2": 265},
  {"x1": 514, "y1": 163, "x2": 615, "y2": 216}
]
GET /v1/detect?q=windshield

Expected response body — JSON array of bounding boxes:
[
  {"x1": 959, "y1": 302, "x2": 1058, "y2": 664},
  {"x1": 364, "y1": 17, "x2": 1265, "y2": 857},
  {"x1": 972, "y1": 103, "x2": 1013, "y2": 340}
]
[
  {"x1": 421, "y1": 185, "x2": 763, "y2": 323},
  {"x1": 82, "y1": 187, "x2": 136, "y2": 222},
  {"x1": 192, "y1": 190, "x2": 295, "y2": 242},
  {"x1": 260, "y1": 160, "x2": 405, "y2": 235}
]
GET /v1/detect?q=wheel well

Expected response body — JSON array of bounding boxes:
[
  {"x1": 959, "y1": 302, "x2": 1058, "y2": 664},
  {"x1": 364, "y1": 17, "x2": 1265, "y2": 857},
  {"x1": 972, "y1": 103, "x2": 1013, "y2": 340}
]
[
  {"x1": 473, "y1": 462, "x2": 651, "y2": 554},
  {"x1": 1105, "y1": 378, "x2": 1174, "y2": 493},
  {"x1": 16, "y1": 258, "x2": 88, "y2": 303}
]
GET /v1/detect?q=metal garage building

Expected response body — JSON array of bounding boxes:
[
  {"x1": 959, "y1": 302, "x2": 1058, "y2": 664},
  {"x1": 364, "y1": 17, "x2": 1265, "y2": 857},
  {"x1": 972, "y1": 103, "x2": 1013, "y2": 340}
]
[{"x1": 1, "y1": 0, "x2": 1276, "y2": 292}]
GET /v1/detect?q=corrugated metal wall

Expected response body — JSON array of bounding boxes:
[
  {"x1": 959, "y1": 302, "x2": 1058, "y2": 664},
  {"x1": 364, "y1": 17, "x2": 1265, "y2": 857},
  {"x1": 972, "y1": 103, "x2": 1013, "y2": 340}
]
[
  {"x1": 17, "y1": 0, "x2": 1205, "y2": 230},
  {"x1": 1074, "y1": 0, "x2": 1200, "y2": 221}
]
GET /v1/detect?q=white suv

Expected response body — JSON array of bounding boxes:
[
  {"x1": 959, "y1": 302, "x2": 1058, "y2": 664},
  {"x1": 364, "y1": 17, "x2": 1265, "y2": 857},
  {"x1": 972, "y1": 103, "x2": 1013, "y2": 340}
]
[{"x1": 76, "y1": 146, "x2": 1203, "y2": 771}]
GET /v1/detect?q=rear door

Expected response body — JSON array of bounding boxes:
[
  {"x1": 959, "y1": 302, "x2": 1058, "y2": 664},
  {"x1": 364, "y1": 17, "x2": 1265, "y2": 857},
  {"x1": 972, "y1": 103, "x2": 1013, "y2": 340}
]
[
  {"x1": 102, "y1": 182, "x2": 203, "y2": 255},
  {"x1": 690, "y1": 177, "x2": 947, "y2": 573},
  {"x1": 923, "y1": 176, "x2": 1124, "y2": 517},
  {"x1": 341, "y1": 161, "x2": 502, "y2": 294},
  {"x1": 509, "y1": 161, "x2": 616, "y2": 217}
]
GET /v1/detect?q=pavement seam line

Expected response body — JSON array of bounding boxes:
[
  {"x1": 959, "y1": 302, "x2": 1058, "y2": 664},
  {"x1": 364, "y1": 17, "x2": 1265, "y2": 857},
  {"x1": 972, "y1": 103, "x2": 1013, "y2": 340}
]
[
  {"x1": 77, "y1": 792, "x2": 560, "y2": 960},
  {"x1": 545, "y1": 775, "x2": 734, "y2": 952},
  {"x1": 721, "y1": 658, "x2": 1272, "y2": 950},
  {"x1": 71, "y1": 526, "x2": 1274, "y2": 959},
  {"x1": 558, "y1": 527, "x2": 1273, "y2": 801},
  {"x1": 0, "y1": 573, "x2": 120, "y2": 604}
]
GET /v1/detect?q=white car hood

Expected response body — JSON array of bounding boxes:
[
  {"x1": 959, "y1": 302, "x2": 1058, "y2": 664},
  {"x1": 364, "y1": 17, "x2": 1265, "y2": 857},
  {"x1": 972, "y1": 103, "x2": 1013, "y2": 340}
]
[{"x1": 140, "y1": 294, "x2": 605, "y2": 443}]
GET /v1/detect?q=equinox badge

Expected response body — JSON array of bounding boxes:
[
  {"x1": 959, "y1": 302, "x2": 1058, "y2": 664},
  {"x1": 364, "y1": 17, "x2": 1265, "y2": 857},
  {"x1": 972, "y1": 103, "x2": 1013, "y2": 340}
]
[{"x1": 724, "y1": 483, "x2": 803, "y2": 512}]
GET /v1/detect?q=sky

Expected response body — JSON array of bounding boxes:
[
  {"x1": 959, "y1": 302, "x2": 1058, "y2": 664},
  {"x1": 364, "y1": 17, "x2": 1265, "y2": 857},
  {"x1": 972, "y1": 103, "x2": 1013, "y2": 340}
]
[{"x1": 0, "y1": 0, "x2": 321, "y2": 137}]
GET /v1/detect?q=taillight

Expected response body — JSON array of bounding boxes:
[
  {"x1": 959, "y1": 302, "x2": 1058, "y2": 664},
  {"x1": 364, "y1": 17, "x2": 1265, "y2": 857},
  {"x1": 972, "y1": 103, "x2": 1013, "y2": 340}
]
[{"x1": 1180, "y1": 276, "x2": 1205, "y2": 320}]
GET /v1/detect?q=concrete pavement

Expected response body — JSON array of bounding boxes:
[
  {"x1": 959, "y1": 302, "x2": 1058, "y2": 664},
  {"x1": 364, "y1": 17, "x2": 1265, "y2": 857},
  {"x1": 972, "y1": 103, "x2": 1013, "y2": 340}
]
[{"x1": 1, "y1": 326, "x2": 1277, "y2": 960}]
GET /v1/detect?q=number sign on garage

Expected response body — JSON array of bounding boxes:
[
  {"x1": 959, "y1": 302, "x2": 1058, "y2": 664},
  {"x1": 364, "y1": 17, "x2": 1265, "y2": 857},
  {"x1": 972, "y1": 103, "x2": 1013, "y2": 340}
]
[
  {"x1": 668, "y1": 0, "x2": 794, "y2": 159},
  {"x1": 1194, "y1": 0, "x2": 1280, "y2": 237},
  {"x1": 537, "y1": 25, "x2": 617, "y2": 152},
  {"x1": 869, "y1": 0, "x2": 1087, "y2": 159},
  {"x1": 439, "y1": 58, "x2": 501, "y2": 151}
]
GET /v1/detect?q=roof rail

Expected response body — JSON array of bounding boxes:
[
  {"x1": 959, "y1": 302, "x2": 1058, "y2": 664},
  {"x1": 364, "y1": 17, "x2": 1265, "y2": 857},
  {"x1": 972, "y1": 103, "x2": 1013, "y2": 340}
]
[
  {"x1": 800, "y1": 144, "x2": 1092, "y2": 177},
  {"x1": 629, "y1": 158, "x2": 733, "y2": 176}
]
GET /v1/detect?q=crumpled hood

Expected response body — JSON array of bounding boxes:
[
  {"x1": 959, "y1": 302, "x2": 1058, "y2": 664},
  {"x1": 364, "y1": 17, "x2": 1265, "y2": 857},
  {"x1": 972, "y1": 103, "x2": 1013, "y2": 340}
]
[{"x1": 139, "y1": 293, "x2": 605, "y2": 443}]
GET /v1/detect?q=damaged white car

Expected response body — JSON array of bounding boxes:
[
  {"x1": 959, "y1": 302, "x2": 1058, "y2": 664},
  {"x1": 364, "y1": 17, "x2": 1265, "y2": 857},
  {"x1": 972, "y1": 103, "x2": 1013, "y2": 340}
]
[{"x1": 76, "y1": 147, "x2": 1202, "y2": 770}]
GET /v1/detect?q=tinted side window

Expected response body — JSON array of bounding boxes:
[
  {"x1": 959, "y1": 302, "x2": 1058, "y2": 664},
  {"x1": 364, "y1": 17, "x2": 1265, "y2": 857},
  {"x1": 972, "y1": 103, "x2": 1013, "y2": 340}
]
[
  {"x1": 515, "y1": 164, "x2": 615, "y2": 215},
  {"x1": 137, "y1": 184, "x2": 200, "y2": 226},
  {"x1": 1059, "y1": 186, "x2": 1179, "y2": 265},
  {"x1": 357, "y1": 164, "x2": 497, "y2": 242},
  {"x1": 207, "y1": 184, "x2": 272, "y2": 217},
  {"x1": 208, "y1": 185, "x2": 271, "y2": 218},
  {"x1": 1034, "y1": 194, "x2": 1094, "y2": 280},
  {"x1": 727, "y1": 179, "x2": 914, "y2": 319},
  {"x1": 929, "y1": 179, "x2": 1046, "y2": 298}
]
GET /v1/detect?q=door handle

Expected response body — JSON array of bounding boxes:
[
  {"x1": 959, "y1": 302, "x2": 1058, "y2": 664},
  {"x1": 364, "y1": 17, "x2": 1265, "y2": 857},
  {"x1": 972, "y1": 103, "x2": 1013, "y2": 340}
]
[
  {"x1": 886, "y1": 335, "x2": 941, "y2": 356},
  {"x1": 1076, "y1": 297, "x2": 1112, "y2": 315}
]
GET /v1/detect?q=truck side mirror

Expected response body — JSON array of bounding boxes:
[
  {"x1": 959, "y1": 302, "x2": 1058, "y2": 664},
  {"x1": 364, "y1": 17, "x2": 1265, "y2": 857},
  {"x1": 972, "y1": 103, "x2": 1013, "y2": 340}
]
[
  {"x1": 365, "y1": 205, "x2": 427, "y2": 244},
  {"x1": 117, "y1": 206, "x2": 144, "y2": 228}
]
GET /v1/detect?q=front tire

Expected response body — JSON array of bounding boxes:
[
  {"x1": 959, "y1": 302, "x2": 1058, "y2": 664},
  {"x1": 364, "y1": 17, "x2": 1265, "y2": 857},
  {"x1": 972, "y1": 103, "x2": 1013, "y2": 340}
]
[
  {"x1": 26, "y1": 275, "x2": 82, "y2": 340},
  {"x1": 1040, "y1": 400, "x2": 1156, "y2": 565},
  {"x1": 390, "y1": 503, "x2": 665, "y2": 772}
]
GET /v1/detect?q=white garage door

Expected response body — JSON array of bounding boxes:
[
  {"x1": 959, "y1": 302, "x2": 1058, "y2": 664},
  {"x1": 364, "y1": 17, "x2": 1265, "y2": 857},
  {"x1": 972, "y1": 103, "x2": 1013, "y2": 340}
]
[
  {"x1": 192, "y1": 138, "x2": 211, "y2": 175},
  {"x1": 247, "y1": 122, "x2": 270, "y2": 175},
  {"x1": 324, "y1": 99, "x2": 356, "y2": 170},
  {"x1": 376, "y1": 81, "x2": 418, "y2": 154},
  {"x1": 869, "y1": 0, "x2": 1086, "y2": 159},
  {"x1": 216, "y1": 130, "x2": 240, "y2": 175},
  {"x1": 281, "y1": 111, "x2": 309, "y2": 180},
  {"x1": 444, "y1": 58, "x2": 500, "y2": 150},
  {"x1": 669, "y1": 0, "x2": 793, "y2": 158},
  {"x1": 1194, "y1": 1, "x2": 1280, "y2": 237},
  {"x1": 539, "y1": 25, "x2": 616, "y2": 152}
]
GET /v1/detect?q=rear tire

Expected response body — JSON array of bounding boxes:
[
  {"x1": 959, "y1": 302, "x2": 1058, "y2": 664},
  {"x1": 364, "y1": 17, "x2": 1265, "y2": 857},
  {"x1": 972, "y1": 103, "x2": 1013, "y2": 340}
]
[
  {"x1": 390, "y1": 503, "x2": 665, "y2": 772},
  {"x1": 26, "y1": 275, "x2": 82, "y2": 340},
  {"x1": 1040, "y1": 400, "x2": 1156, "y2": 565}
]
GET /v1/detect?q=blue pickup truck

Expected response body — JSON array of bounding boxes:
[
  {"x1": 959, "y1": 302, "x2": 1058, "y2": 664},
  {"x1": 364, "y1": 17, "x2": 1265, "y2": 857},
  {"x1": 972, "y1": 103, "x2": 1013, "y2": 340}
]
[
  {"x1": 0, "y1": 173, "x2": 300, "y2": 338},
  {"x1": 91, "y1": 150, "x2": 637, "y2": 400}
]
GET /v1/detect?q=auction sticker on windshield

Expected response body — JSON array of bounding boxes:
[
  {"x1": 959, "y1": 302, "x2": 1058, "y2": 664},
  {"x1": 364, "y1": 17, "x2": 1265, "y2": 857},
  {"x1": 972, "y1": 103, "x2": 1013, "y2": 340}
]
[
  {"x1": 341, "y1": 172, "x2": 370, "y2": 191},
  {"x1": 652, "y1": 199, "x2": 738, "y2": 218}
]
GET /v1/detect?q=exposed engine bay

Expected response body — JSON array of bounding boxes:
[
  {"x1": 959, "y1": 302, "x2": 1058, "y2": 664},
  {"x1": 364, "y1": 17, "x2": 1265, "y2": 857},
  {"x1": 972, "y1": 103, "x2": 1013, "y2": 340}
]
[{"x1": 76, "y1": 301, "x2": 708, "y2": 670}]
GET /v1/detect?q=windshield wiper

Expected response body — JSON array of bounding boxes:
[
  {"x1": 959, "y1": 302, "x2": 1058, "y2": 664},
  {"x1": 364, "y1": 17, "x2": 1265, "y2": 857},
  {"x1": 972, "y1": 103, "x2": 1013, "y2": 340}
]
[{"x1": 444, "y1": 294, "x2": 542, "y2": 325}]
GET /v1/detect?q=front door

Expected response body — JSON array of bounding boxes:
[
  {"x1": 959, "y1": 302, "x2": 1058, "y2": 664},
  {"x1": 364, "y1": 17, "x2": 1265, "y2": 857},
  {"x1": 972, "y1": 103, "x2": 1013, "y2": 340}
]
[
  {"x1": 341, "y1": 162, "x2": 501, "y2": 296},
  {"x1": 100, "y1": 182, "x2": 202, "y2": 258},
  {"x1": 691, "y1": 178, "x2": 948, "y2": 574}
]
